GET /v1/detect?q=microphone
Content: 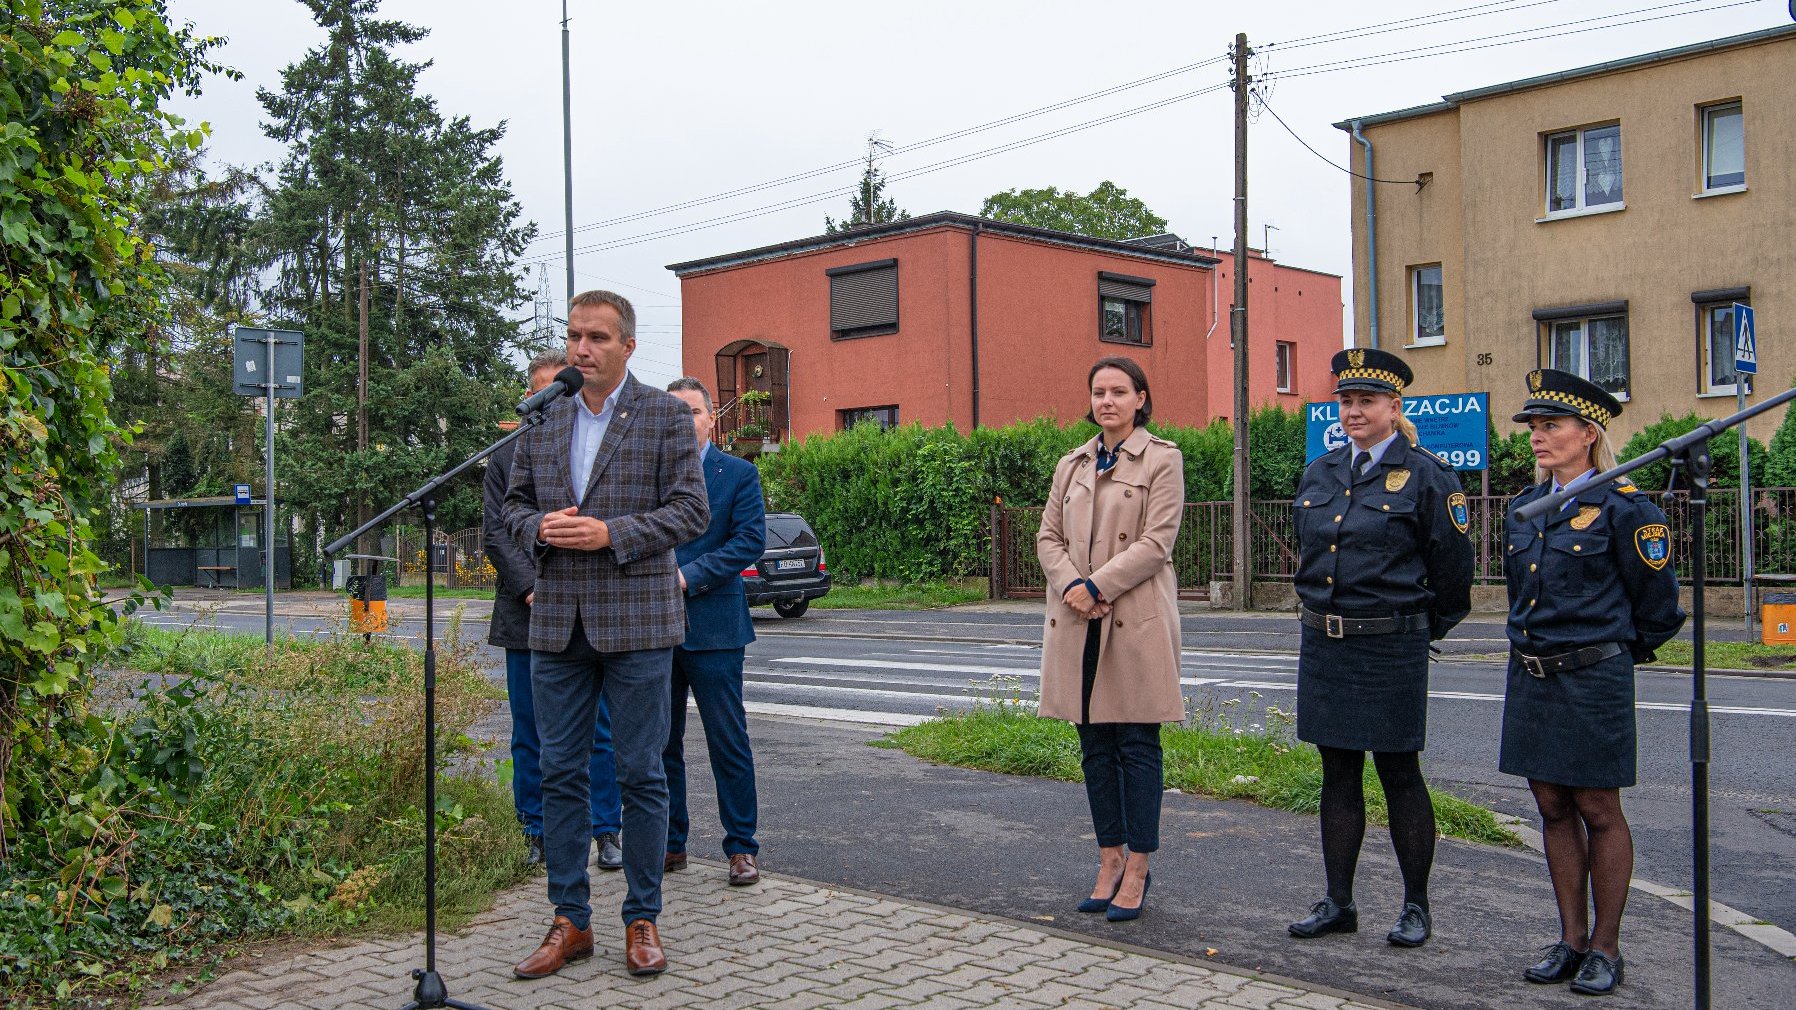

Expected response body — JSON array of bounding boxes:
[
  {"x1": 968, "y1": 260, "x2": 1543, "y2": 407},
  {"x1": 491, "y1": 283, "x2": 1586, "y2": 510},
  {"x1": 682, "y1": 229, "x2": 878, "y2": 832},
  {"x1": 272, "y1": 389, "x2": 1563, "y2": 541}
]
[{"x1": 516, "y1": 365, "x2": 584, "y2": 415}]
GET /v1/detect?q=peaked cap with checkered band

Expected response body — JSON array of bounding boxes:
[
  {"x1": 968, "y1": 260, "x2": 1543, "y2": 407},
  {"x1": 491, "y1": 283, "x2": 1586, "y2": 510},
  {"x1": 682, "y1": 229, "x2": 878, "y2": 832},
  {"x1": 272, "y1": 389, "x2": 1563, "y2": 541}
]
[
  {"x1": 1331, "y1": 347, "x2": 1412, "y2": 396},
  {"x1": 1512, "y1": 368, "x2": 1623, "y2": 428}
]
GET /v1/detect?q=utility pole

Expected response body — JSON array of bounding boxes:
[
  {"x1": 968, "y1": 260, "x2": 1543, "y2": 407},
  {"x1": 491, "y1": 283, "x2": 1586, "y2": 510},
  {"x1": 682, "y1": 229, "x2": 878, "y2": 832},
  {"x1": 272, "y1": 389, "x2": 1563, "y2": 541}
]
[
  {"x1": 357, "y1": 260, "x2": 370, "y2": 551},
  {"x1": 1230, "y1": 33, "x2": 1252, "y2": 611},
  {"x1": 561, "y1": 1, "x2": 576, "y2": 306}
]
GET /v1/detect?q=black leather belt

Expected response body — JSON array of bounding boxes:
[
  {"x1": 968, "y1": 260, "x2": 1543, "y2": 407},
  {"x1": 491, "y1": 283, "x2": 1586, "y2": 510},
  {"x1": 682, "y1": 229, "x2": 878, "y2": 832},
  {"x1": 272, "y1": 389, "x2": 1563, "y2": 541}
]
[
  {"x1": 1300, "y1": 607, "x2": 1430, "y2": 639},
  {"x1": 1512, "y1": 642, "x2": 1625, "y2": 678}
]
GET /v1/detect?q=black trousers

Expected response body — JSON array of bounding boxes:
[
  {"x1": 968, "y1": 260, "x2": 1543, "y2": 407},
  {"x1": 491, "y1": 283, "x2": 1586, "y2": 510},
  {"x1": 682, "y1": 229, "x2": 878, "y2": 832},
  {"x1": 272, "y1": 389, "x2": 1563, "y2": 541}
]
[{"x1": 1075, "y1": 618, "x2": 1163, "y2": 853}]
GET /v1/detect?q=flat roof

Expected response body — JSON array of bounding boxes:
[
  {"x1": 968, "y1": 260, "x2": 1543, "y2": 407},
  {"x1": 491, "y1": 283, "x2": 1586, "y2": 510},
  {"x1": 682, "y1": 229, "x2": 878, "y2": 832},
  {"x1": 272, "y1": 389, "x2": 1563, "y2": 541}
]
[
  {"x1": 666, "y1": 210, "x2": 1222, "y2": 277},
  {"x1": 1333, "y1": 23, "x2": 1796, "y2": 131}
]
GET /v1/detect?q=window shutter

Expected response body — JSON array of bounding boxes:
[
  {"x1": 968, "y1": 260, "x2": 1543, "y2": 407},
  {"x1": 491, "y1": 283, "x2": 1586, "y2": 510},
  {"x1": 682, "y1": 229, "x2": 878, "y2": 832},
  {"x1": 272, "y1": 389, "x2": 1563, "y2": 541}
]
[
  {"x1": 1097, "y1": 272, "x2": 1154, "y2": 303},
  {"x1": 828, "y1": 260, "x2": 898, "y2": 332}
]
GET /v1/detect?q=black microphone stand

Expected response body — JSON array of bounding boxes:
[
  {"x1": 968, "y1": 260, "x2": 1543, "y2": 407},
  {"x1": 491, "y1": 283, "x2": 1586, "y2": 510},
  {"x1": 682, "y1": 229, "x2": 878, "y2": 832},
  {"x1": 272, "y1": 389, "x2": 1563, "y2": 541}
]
[
  {"x1": 1514, "y1": 382, "x2": 1796, "y2": 1010},
  {"x1": 324, "y1": 408, "x2": 551, "y2": 1010}
]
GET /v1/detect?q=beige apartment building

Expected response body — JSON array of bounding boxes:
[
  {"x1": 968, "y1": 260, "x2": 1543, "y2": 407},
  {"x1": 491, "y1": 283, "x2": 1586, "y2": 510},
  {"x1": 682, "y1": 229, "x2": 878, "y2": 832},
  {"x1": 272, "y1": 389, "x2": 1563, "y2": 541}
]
[{"x1": 1334, "y1": 24, "x2": 1796, "y2": 444}]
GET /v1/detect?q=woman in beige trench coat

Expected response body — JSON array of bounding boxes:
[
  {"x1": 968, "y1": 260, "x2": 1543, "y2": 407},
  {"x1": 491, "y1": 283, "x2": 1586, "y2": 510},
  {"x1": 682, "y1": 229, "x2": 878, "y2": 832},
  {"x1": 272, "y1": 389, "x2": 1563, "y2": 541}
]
[{"x1": 1037, "y1": 356, "x2": 1185, "y2": 923}]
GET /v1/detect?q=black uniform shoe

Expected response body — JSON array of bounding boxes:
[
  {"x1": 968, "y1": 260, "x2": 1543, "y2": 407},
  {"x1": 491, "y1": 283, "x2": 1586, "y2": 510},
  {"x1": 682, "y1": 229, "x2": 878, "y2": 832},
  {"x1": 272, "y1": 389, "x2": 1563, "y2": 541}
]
[
  {"x1": 525, "y1": 834, "x2": 545, "y2": 867},
  {"x1": 1288, "y1": 897, "x2": 1358, "y2": 938},
  {"x1": 1569, "y1": 951, "x2": 1623, "y2": 995},
  {"x1": 1523, "y1": 942, "x2": 1587, "y2": 984},
  {"x1": 1386, "y1": 903, "x2": 1431, "y2": 947},
  {"x1": 594, "y1": 832, "x2": 623, "y2": 872}
]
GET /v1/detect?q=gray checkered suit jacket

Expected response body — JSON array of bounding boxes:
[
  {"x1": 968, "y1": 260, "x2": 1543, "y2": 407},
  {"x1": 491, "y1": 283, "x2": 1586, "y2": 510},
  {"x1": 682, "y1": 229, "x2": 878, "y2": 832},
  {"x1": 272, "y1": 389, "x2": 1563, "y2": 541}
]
[{"x1": 501, "y1": 373, "x2": 710, "y2": 653}]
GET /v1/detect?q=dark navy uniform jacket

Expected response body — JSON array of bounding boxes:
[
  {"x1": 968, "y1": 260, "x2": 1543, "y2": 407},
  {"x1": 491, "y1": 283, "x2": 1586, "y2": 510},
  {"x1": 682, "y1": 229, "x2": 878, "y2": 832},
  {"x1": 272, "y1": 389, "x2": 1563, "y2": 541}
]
[
  {"x1": 1503, "y1": 479, "x2": 1685, "y2": 657},
  {"x1": 1293, "y1": 438, "x2": 1474, "y2": 638}
]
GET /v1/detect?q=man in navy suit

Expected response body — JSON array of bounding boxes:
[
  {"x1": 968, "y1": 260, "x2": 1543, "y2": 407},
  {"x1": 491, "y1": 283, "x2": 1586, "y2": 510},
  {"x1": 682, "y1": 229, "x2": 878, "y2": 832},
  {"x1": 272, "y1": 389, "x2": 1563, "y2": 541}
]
[{"x1": 662, "y1": 377, "x2": 767, "y2": 885}]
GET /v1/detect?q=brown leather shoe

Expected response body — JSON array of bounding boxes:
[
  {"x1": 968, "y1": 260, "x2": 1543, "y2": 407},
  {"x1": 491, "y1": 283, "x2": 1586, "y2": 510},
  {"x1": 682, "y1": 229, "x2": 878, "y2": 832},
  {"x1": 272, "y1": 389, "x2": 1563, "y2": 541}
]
[
  {"x1": 513, "y1": 915, "x2": 593, "y2": 979},
  {"x1": 663, "y1": 850, "x2": 687, "y2": 872},
  {"x1": 728, "y1": 853, "x2": 760, "y2": 886},
  {"x1": 624, "y1": 918, "x2": 667, "y2": 976}
]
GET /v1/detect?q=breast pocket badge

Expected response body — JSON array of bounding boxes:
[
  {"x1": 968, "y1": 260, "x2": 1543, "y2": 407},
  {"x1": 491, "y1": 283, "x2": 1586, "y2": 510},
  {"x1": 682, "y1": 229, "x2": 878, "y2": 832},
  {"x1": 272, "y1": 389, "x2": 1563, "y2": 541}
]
[
  {"x1": 1385, "y1": 469, "x2": 1411, "y2": 492},
  {"x1": 1570, "y1": 505, "x2": 1600, "y2": 530},
  {"x1": 1447, "y1": 492, "x2": 1469, "y2": 534},
  {"x1": 1635, "y1": 524, "x2": 1671, "y2": 570}
]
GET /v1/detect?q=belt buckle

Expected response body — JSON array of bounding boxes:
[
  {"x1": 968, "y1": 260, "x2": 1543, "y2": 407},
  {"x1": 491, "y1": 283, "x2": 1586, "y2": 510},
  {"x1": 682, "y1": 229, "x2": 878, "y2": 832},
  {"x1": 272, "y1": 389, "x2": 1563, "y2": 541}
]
[
  {"x1": 1325, "y1": 614, "x2": 1345, "y2": 639},
  {"x1": 1522, "y1": 654, "x2": 1547, "y2": 679}
]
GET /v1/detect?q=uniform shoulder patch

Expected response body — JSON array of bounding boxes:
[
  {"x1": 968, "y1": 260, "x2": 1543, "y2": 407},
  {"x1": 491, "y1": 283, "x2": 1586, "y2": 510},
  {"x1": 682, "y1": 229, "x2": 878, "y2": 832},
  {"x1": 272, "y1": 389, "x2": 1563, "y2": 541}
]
[
  {"x1": 1612, "y1": 478, "x2": 1642, "y2": 497},
  {"x1": 1447, "y1": 491, "x2": 1470, "y2": 534},
  {"x1": 1634, "y1": 524, "x2": 1671, "y2": 570}
]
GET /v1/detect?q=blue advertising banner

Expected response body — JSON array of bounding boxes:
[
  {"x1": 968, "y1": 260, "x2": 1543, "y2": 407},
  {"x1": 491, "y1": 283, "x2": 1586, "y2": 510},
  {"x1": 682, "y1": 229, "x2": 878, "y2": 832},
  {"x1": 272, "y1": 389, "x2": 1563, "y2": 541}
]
[{"x1": 1306, "y1": 392, "x2": 1490, "y2": 470}]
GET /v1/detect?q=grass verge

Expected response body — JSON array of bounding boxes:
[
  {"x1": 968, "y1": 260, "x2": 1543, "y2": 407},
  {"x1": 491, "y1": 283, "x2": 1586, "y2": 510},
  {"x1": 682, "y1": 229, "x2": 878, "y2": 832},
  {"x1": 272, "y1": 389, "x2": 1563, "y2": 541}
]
[
  {"x1": 1649, "y1": 640, "x2": 1796, "y2": 672},
  {"x1": 2, "y1": 618, "x2": 525, "y2": 1007},
  {"x1": 880, "y1": 693, "x2": 1518, "y2": 848},
  {"x1": 364, "y1": 584, "x2": 496, "y2": 600},
  {"x1": 808, "y1": 580, "x2": 988, "y2": 610}
]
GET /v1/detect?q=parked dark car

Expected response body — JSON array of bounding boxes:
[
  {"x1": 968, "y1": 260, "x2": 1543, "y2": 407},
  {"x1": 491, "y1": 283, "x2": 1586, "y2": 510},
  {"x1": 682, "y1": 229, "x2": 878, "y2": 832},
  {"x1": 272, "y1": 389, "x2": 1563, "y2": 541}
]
[{"x1": 744, "y1": 512, "x2": 831, "y2": 617}]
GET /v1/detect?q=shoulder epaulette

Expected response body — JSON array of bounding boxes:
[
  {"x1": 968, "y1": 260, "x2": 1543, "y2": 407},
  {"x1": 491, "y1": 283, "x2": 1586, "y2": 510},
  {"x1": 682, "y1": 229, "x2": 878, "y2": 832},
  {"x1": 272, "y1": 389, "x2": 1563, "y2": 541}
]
[
  {"x1": 1611, "y1": 478, "x2": 1643, "y2": 497},
  {"x1": 1146, "y1": 432, "x2": 1177, "y2": 448},
  {"x1": 1414, "y1": 445, "x2": 1452, "y2": 469}
]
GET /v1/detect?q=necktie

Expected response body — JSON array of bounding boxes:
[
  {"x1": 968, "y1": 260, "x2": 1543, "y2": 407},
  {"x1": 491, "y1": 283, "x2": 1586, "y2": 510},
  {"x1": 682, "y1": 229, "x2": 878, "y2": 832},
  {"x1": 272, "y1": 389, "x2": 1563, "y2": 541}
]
[{"x1": 1353, "y1": 451, "x2": 1371, "y2": 475}]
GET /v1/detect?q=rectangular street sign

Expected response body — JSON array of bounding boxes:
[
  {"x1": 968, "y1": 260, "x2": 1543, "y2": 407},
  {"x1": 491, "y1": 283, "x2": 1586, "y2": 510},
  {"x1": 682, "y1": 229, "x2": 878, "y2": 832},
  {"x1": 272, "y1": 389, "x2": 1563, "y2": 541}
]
[
  {"x1": 232, "y1": 327, "x2": 306, "y2": 398},
  {"x1": 1734, "y1": 302, "x2": 1757, "y2": 375},
  {"x1": 234, "y1": 484, "x2": 252, "y2": 505},
  {"x1": 1306, "y1": 392, "x2": 1490, "y2": 470}
]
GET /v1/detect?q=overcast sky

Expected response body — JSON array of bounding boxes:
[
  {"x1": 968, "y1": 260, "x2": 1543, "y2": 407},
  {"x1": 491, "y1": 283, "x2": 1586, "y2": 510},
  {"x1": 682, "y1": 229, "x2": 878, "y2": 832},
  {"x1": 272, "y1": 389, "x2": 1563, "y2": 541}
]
[{"x1": 165, "y1": 0, "x2": 1788, "y2": 388}]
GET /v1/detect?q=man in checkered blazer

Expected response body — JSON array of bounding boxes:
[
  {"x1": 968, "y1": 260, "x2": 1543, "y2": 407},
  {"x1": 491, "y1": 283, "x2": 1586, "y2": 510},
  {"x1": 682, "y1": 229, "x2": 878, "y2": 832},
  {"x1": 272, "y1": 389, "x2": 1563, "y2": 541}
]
[{"x1": 502, "y1": 290, "x2": 709, "y2": 980}]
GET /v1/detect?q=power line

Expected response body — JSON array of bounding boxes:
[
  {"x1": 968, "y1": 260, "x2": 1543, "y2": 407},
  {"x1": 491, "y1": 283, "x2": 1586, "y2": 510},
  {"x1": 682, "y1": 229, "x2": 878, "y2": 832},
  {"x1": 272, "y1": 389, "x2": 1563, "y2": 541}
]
[
  {"x1": 528, "y1": 54, "x2": 1230, "y2": 246},
  {"x1": 1265, "y1": 0, "x2": 1742, "y2": 81},
  {"x1": 1256, "y1": 93, "x2": 1423, "y2": 185},
  {"x1": 1268, "y1": 0, "x2": 1567, "y2": 51}
]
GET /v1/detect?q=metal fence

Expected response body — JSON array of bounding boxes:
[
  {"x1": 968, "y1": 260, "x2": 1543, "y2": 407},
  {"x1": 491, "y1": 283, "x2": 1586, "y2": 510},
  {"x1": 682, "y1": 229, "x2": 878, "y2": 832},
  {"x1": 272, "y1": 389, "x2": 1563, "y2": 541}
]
[
  {"x1": 992, "y1": 488, "x2": 1796, "y2": 599},
  {"x1": 389, "y1": 527, "x2": 498, "y2": 589}
]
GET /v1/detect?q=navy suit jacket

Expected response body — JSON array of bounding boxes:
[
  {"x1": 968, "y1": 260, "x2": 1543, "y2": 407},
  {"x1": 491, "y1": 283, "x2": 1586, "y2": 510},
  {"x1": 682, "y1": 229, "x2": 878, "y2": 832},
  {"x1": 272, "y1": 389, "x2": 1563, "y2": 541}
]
[{"x1": 677, "y1": 444, "x2": 766, "y2": 651}]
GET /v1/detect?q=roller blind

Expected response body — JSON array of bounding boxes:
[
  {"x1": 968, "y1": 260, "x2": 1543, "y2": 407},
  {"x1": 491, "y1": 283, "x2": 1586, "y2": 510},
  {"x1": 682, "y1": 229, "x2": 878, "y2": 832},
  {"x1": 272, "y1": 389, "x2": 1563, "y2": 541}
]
[{"x1": 828, "y1": 260, "x2": 899, "y2": 333}]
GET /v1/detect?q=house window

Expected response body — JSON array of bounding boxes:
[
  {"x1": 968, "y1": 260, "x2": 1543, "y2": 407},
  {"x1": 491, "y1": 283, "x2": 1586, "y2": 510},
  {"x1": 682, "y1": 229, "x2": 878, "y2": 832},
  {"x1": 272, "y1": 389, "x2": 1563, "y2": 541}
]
[
  {"x1": 828, "y1": 259, "x2": 898, "y2": 340},
  {"x1": 1097, "y1": 271, "x2": 1154, "y2": 346},
  {"x1": 1410, "y1": 264, "x2": 1444, "y2": 345},
  {"x1": 839, "y1": 405, "x2": 899, "y2": 431},
  {"x1": 1695, "y1": 291, "x2": 1751, "y2": 396},
  {"x1": 1701, "y1": 102, "x2": 1745, "y2": 192},
  {"x1": 1539, "y1": 311, "x2": 1629, "y2": 400},
  {"x1": 1545, "y1": 123, "x2": 1623, "y2": 214},
  {"x1": 1275, "y1": 341, "x2": 1294, "y2": 393}
]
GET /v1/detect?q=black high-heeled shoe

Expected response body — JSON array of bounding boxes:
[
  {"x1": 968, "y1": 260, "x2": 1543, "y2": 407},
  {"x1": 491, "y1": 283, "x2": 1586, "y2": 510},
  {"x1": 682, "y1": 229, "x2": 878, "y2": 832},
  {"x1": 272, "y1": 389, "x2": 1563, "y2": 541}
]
[
  {"x1": 1077, "y1": 872, "x2": 1124, "y2": 913},
  {"x1": 1106, "y1": 872, "x2": 1151, "y2": 922}
]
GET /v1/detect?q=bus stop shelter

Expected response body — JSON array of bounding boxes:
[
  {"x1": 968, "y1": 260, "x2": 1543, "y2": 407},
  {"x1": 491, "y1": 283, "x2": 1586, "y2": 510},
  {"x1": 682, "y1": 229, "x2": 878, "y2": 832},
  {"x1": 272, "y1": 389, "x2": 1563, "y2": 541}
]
[{"x1": 141, "y1": 496, "x2": 291, "y2": 589}]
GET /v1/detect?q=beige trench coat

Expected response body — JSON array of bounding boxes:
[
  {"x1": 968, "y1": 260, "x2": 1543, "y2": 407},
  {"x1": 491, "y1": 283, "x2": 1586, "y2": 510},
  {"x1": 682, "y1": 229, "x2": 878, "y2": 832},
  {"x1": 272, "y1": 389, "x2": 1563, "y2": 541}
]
[{"x1": 1036, "y1": 426, "x2": 1185, "y2": 724}]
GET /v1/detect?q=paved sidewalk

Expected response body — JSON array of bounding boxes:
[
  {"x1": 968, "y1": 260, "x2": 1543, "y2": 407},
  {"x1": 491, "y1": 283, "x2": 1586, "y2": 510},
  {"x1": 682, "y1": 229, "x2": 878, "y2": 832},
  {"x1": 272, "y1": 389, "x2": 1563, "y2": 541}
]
[{"x1": 148, "y1": 861, "x2": 1400, "y2": 1010}]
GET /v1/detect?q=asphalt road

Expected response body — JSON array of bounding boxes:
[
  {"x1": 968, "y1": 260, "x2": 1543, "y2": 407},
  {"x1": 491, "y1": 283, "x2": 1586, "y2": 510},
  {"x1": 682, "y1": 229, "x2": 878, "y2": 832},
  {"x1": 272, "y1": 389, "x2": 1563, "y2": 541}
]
[{"x1": 133, "y1": 598, "x2": 1796, "y2": 942}]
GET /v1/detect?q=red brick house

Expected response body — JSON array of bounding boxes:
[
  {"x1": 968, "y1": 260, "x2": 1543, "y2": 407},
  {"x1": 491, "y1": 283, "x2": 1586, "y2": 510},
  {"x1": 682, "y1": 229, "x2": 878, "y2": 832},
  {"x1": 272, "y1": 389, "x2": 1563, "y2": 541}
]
[{"x1": 666, "y1": 212, "x2": 1341, "y2": 443}]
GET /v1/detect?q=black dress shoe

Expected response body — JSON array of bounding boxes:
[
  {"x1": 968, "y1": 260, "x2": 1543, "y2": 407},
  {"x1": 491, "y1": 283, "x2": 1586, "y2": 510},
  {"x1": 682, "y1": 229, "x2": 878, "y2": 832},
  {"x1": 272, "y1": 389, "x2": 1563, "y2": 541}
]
[
  {"x1": 1523, "y1": 942, "x2": 1587, "y2": 984},
  {"x1": 1386, "y1": 902, "x2": 1431, "y2": 947},
  {"x1": 1569, "y1": 951, "x2": 1623, "y2": 995},
  {"x1": 594, "y1": 831, "x2": 623, "y2": 872},
  {"x1": 1288, "y1": 897, "x2": 1358, "y2": 938}
]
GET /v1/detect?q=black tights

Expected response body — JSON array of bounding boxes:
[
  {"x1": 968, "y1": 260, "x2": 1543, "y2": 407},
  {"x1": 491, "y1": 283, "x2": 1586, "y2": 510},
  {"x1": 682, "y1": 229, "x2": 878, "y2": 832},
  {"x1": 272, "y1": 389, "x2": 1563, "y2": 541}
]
[
  {"x1": 1318, "y1": 746, "x2": 1436, "y2": 910},
  {"x1": 1529, "y1": 781, "x2": 1631, "y2": 957}
]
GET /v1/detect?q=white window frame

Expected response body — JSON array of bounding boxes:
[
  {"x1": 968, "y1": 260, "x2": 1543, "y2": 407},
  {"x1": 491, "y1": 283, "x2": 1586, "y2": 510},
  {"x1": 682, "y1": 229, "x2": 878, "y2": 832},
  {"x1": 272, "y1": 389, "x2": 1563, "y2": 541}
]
[
  {"x1": 1544, "y1": 314, "x2": 1630, "y2": 402},
  {"x1": 1699, "y1": 101, "x2": 1745, "y2": 195},
  {"x1": 1275, "y1": 341, "x2": 1294, "y2": 393},
  {"x1": 1697, "y1": 301, "x2": 1752, "y2": 397},
  {"x1": 1543, "y1": 123, "x2": 1625, "y2": 219},
  {"x1": 1408, "y1": 264, "x2": 1445, "y2": 347}
]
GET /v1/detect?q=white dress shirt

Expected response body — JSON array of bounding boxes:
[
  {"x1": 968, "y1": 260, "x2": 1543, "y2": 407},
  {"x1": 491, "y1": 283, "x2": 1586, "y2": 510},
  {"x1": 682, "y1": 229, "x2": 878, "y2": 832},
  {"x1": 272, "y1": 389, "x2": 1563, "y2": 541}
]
[{"x1": 569, "y1": 375, "x2": 625, "y2": 504}]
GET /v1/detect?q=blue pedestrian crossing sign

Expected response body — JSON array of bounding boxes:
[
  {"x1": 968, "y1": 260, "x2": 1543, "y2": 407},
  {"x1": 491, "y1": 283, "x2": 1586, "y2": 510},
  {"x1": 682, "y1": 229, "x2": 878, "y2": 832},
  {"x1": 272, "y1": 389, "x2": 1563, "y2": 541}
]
[{"x1": 1734, "y1": 302, "x2": 1757, "y2": 375}]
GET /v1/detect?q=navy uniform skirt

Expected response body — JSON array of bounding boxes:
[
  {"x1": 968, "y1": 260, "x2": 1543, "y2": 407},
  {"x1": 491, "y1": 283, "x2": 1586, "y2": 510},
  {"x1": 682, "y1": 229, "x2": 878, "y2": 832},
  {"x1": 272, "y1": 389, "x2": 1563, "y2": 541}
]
[
  {"x1": 1499, "y1": 649, "x2": 1636, "y2": 789},
  {"x1": 1296, "y1": 625, "x2": 1432, "y2": 752}
]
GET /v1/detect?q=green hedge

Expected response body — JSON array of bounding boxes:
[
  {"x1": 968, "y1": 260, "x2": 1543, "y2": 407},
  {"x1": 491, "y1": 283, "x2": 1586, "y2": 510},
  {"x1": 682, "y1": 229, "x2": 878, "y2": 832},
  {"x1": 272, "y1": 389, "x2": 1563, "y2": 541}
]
[{"x1": 756, "y1": 411, "x2": 1308, "y2": 583}]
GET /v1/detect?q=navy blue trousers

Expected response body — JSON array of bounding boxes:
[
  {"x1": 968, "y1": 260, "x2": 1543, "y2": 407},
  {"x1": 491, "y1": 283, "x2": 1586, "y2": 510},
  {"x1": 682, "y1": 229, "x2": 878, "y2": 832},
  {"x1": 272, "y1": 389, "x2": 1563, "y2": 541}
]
[
  {"x1": 665, "y1": 645, "x2": 759, "y2": 856},
  {"x1": 531, "y1": 620, "x2": 671, "y2": 928},
  {"x1": 504, "y1": 647, "x2": 621, "y2": 837}
]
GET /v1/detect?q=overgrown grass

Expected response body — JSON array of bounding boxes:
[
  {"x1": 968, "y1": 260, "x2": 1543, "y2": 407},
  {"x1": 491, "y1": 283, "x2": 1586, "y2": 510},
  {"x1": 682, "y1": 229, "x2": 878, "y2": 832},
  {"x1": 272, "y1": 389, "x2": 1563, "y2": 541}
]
[
  {"x1": 371, "y1": 585, "x2": 495, "y2": 600},
  {"x1": 807, "y1": 580, "x2": 989, "y2": 610},
  {"x1": 881, "y1": 687, "x2": 1518, "y2": 848},
  {"x1": 1649, "y1": 640, "x2": 1796, "y2": 672},
  {"x1": 0, "y1": 618, "x2": 527, "y2": 1007}
]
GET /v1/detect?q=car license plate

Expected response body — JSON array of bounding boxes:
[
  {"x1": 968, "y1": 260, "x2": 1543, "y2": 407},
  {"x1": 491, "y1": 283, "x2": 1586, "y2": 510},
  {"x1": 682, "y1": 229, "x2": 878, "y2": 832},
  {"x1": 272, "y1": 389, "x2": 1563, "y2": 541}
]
[{"x1": 775, "y1": 558, "x2": 807, "y2": 571}]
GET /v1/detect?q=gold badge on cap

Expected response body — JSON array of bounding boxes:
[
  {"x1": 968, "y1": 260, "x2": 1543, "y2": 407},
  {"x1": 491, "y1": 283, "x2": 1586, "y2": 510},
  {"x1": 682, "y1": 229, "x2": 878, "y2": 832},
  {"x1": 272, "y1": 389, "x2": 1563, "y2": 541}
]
[
  {"x1": 1348, "y1": 349, "x2": 1365, "y2": 369},
  {"x1": 1385, "y1": 469, "x2": 1411, "y2": 492},
  {"x1": 1570, "y1": 504, "x2": 1600, "y2": 530},
  {"x1": 1528, "y1": 370, "x2": 1543, "y2": 392}
]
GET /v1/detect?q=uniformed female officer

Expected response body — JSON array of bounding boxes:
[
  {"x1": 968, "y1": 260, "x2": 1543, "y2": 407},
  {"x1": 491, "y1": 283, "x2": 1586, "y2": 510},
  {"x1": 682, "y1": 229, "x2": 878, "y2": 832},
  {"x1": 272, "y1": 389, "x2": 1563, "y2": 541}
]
[
  {"x1": 1287, "y1": 348, "x2": 1474, "y2": 949},
  {"x1": 1037, "y1": 356, "x2": 1185, "y2": 923},
  {"x1": 1501, "y1": 369, "x2": 1685, "y2": 996}
]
